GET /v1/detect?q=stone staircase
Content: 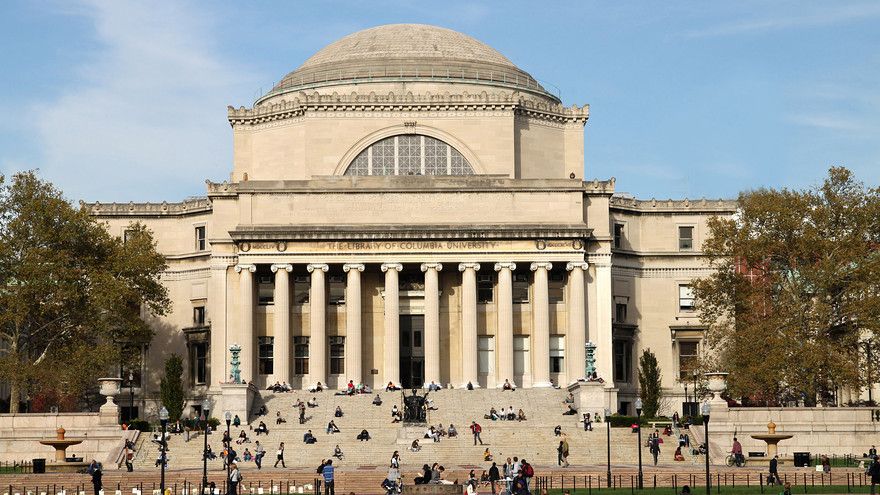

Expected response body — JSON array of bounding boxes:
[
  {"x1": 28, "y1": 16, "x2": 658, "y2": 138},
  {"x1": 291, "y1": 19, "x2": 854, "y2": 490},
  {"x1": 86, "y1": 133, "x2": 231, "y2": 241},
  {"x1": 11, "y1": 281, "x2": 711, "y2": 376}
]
[{"x1": 135, "y1": 388, "x2": 656, "y2": 472}]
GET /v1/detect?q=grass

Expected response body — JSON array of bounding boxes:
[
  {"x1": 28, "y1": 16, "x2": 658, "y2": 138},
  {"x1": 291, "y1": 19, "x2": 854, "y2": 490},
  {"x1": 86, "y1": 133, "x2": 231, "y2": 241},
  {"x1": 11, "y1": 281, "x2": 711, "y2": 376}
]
[{"x1": 544, "y1": 486, "x2": 872, "y2": 495}]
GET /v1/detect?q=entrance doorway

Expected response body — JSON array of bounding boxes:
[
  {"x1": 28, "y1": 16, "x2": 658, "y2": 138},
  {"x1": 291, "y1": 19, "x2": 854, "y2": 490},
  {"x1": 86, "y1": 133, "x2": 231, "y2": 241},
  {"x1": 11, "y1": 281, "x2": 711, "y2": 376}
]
[{"x1": 400, "y1": 315, "x2": 425, "y2": 389}]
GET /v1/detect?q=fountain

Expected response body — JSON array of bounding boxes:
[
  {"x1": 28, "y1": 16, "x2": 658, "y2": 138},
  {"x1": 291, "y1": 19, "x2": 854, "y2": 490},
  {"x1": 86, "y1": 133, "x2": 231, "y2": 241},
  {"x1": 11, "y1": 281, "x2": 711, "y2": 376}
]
[
  {"x1": 38, "y1": 427, "x2": 90, "y2": 473},
  {"x1": 751, "y1": 420, "x2": 794, "y2": 460}
]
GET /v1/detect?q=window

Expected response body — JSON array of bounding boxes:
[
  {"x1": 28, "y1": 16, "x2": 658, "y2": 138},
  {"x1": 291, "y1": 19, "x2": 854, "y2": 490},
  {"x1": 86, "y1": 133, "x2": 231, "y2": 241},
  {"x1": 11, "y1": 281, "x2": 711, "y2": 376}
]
[
  {"x1": 344, "y1": 134, "x2": 474, "y2": 176},
  {"x1": 549, "y1": 335, "x2": 565, "y2": 374},
  {"x1": 678, "y1": 226, "x2": 694, "y2": 251},
  {"x1": 615, "y1": 303, "x2": 627, "y2": 323},
  {"x1": 195, "y1": 225, "x2": 206, "y2": 251},
  {"x1": 613, "y1": 223, "x2": 624, "y2": 249},
  {"x1": 513, "y1": 273, "x2": 530, "y2": 303},
  {"x1": 477, "y1": 274, "x2": 494, "y2": 303},
  {"x1": 192, "y1": 342, "x2": 208, "y2": 385},
  {"x1": 294, "y1": 276, "x2": 310, "y2": 304},
  {"x1": 294, "y1": 337, "x2": 310, "y2": 375},
  {"x1": 679, "y1": 284, "x2": 695, "y2": 311},
  {"x1": 329, "y1": 275, "x2": 345, "y2": 305},
  {"x1": 549, "y1": 270, "x2": 565, "y2": 303},
  {"x1": 258, "y1": 336, "x2": 274, "y2": 375},
  {"x1": 678, "y1": 341, "x2": 699, "y2": 379},
  {"x1": 329, "y1": 337, "x2": 345, "y2": 375},
  {"x1": 478, "y1": 336, "x2": 495, "y2": 375},
  {"x1": 123, "y1": 229, "x2": 136, "y2": 244},
  {"x1": 193, "y1": 306, "x2": 206, "y2": 325},
  {"x1": 613, "y1": 339, "x2": 632, "y2": 383},
  {"x1": 257, "y1": 274, "x2": 274, "y2": 305},
  {"x1": 513, "y1": 336, "x2": 530, "y2": 376}
]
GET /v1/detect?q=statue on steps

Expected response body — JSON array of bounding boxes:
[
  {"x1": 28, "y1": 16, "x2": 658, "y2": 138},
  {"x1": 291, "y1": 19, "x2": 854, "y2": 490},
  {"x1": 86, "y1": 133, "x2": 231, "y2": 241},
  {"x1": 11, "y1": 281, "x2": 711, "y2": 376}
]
[{"x1": 402, "y1": 388, "x2": 428, "y2": 424}]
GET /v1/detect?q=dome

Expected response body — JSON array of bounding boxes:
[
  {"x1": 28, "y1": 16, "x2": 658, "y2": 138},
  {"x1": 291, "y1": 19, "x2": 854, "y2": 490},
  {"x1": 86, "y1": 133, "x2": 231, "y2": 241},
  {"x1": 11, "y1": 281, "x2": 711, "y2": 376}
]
[{"x1": 258, "y1": 24, "x2": 557, "y2": 104}]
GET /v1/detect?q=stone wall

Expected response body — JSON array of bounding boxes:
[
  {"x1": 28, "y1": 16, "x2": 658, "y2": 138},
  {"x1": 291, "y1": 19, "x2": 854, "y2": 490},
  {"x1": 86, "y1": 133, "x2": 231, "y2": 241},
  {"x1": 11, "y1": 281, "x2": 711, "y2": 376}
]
[{"x1": 0, "y1": 412, "x2": 125, "y2": 464}]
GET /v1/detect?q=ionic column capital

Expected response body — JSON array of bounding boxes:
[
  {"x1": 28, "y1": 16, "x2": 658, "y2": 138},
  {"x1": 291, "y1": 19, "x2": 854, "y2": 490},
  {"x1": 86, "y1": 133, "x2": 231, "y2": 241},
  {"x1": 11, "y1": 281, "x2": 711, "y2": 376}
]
[
  {"x1": 457, "y1": 262, "x2": 481, "y2": 272},
  {"x1": 270, "y1": 263, "x2": 293, "y2": 273},
  {"x1": 234, "y1": 264, "x2": 256, "y2": 273},
  {"x1": 343, "y1": 263, "x2": 365, "y2": 273},
  {"x1": 420, "y1": 263, "x2": 443, "y2": 272},
  {"x1": 530, "y1": 262, "x2": 553, "y2": 272},
  {"x1": 494, "y1": 262, "x2": 517, "y2": 272},
  {"x1": 566, "y1": 261, "x2": 589, "y2": 271},
  {"x1": 307, "y1": 263, "x2": 329, "y2": 273},
  {"x1": 381, "y1": 262, "x2": 403, "y2": 273}
]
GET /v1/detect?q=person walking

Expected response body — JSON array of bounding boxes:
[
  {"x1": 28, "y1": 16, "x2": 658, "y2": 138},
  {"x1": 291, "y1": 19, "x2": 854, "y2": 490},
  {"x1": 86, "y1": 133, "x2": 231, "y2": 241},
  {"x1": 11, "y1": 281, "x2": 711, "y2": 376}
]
[
  {"x1": 470, "y1": 421, "x2": 483, "y2": 445},
  {"x1": 731, "y1": 437, "x2": 744, "y2": 467},
  {"x1": 869, "y1": 455, "x2": 880, "y2": 495},
  {"x1": 650, "y1": 436, "x2": 661, "y2": 466},
  {"x1": 274, "y1": 442, "x2": 286, "y2": 468},
  {"x1": 228, "y1": 462, "x2": 241, "y2": 495},
  {"x1": 488, "y1": 461, "x2": 501, "y2": 495},
  {"x1": 562, "y1": 438, "x2": 570, "y2": 467},
  {"x1": 322, "y1": 459, "x2": 335, "y2": 495},
  {"x1": 90, "y1": 463, "x2": 102, "y2": 495},
  {"x1": 254, "y1": 441, "x2": 265, "y2": 469},
  {"x1": 769, "y1": 455, "x2": 779, "y2": 485}
]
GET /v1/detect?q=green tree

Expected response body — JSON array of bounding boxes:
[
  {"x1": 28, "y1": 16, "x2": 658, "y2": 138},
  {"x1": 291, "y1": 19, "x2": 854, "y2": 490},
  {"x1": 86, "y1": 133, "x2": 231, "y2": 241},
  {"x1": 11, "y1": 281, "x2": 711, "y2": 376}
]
[
  {"x1": 160, "y1": 354, "x2": 185, "y2": 421},
  {"x1": 638, "y1": 348, "x2": 662, "y2": 418},
  {"x1": 0, "y1": 171, "x2": 170, "y2": 413},
  {"x1": 694, "y1": 167, "x2": 880, "y2": 405}
]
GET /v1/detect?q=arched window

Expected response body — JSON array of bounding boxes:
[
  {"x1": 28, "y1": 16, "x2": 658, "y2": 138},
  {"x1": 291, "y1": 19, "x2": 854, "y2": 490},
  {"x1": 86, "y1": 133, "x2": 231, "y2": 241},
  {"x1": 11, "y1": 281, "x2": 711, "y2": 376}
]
[{"x1": 344, "y1": 135, "x2": 474, "y2": 176}]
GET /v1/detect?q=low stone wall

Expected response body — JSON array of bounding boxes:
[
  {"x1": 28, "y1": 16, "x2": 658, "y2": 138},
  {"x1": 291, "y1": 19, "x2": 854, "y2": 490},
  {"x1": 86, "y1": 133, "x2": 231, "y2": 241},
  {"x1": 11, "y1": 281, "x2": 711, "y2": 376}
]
[{"x1": 0, "y1": 412, "x2": 125, "y2": 464}]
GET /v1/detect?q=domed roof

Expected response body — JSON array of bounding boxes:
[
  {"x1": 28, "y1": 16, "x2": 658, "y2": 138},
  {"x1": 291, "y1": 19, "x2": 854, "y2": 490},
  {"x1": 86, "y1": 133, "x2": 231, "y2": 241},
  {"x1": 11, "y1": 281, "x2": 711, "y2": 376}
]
[{"x1": 259, "y1": 24, "x2": 556, "y2": 103}]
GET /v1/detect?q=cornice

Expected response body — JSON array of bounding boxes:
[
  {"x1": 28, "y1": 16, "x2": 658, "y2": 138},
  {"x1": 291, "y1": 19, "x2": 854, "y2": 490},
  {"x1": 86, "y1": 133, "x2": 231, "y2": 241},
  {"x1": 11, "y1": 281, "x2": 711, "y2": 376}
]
[
  {"x1": 611, "y1": 265, "x2": 718, "y2": 279},
  {"x1": 85, "y1": 197, "x2": 212, "y2": 217},
  {"x1": 609, "y1": 195, "x2": 736, "y2": 214},
  {"x1": 229, "y1": 224, "x2": 592, "y2": 242}
]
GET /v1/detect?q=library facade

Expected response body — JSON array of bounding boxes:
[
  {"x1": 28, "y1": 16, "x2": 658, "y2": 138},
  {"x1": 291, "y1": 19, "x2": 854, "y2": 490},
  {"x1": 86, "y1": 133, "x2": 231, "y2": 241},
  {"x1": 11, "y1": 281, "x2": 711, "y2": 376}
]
[{"x1": 90, "y1": 24, "x2": 735, "y2": 417}]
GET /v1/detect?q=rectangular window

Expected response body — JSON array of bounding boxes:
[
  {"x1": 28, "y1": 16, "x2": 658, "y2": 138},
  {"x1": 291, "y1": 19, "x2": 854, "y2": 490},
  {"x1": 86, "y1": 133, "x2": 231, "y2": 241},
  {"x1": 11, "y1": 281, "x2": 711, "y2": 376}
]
[
  {"x1": 614, "y1": 223, "x2": 624, "y2": 249},
  {"x1": 329, "y1": 336, "x2": 345, "y2": 375},
  {"x1": 294, "y1": 336, "x2": 310, "y2": 375},
  {"x1": 257, "y1": 274, "x2": 274, "y2": 305},
  {"x1": 477, "y1": 274, "x2": 494, "y2": 303},
  {"x1": 549, "y1": 271, "x2": 565, "y2": 303},
  {"x1": 615, "y1": 303, "x2": 627, "y2": 323},
  {"x1": 328, "y1": 275, "x2": 345, "y2": 305},
  {"x1": 513, "y1": 273, "x2": 530, "y2": 303},
  {"x1": 679, "y1": 284, "x2": 695, "y2": 311},
  {"x1": 613, "y1": 339, "x2": 633, "y2": 383},
  {"x1": 123, "y1": 229, "x2": 136, "y2": 244},
  {"x1": 678, "y1": 341, "x2": 699, "y2": 379},
  {"x1": 549, "y1": 335, "x2": 565, "y2": 374},
  {"x1": 478, "y1": 336, "x2": 495, "y2": 374},
  {"x1": 678, "y1": 226, "x2": 694, "y2": 251},
  {"x1": 195, "y1": 226, "x2": 206, "y2": 251},
  {"x1": 193, "y1": 306, "x2": 206, "y2": 325},
  {"x1": 258, "y1": 336, "x2": 274, "y2": 375},
  {"x1": 294, "y1": 276, "x2": 310, "y2": 304},
  {"x1": 513, "y1": 335, "x2": 530, "y2": 376},
  {"x1": 192, "y1": 342, "x2": 208, "y2": 385}
]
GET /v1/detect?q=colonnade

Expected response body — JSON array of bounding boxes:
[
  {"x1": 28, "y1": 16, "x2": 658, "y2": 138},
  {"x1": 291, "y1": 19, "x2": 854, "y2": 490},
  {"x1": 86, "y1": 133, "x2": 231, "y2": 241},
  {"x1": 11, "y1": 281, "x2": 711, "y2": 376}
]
[{"x1": 225, "y1": 260, "x2": 596, "y2": 389}]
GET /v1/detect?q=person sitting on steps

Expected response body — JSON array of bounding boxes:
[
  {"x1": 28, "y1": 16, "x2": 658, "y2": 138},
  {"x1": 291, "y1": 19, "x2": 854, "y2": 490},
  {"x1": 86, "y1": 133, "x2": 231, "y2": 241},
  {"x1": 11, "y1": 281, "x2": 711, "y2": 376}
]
[
  {"x1": 303, "y1": 430, "x2": 317, "y2": 444},
  {"x1": 357, "y1": 429, "x2": 371, "y2": 441},
  {"x1": 307, "y1": 397, "x2": 318, "y2": 408}
]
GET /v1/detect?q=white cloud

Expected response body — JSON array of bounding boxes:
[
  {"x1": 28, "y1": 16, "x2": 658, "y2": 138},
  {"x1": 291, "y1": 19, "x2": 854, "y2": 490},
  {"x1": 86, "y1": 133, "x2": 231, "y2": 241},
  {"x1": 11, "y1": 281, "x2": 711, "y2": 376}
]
[
  {"x1": 26, "y1": 0, "x2": 260, "y2": 202},
  {"x1": 684, "y1": 3, "x2": 880, "y2": 38}
]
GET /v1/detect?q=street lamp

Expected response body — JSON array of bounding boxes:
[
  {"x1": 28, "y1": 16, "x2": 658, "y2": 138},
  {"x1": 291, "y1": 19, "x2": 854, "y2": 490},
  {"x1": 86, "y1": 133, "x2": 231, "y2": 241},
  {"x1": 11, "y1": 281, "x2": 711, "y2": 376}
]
[
  {"x1": 702, "y1": 401, "x2": 711, "y2": 495},
  {"x1": 128, "y1": 370, "x2": 135, "y2": 422},
  {"x1": 225, "y1": 411, "x2": 232, "y2": 483},
  {"x1": 159, "y1": 406, "x2": 169, "y2": 494},
  {"x1": 684, "y1": 383, "x2": 689, "y2": 417},
  {"x1": 604, "y1": 407, "x2": 612, "y2": 488},
  {"x1": 635, "y1": 398, "x2": 643, "y2": 489},
  {"x1": 692, "y1": 371, "x2": 699, "y2": 415},
  {"x1": 201, "y1": 399, "x2": 210, "y2": 492}
]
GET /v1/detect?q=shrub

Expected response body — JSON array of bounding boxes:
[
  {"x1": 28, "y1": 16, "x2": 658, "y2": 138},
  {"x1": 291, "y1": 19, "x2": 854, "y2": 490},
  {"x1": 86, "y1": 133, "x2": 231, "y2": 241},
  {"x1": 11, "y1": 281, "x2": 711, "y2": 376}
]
[{"x1": 127, "y1": 419, "x2": 152, "y2": 432}]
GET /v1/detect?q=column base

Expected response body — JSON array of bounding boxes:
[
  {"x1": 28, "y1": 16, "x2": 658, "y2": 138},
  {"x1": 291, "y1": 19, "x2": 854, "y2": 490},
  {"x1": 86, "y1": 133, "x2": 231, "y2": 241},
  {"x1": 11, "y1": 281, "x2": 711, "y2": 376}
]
[{"x1": 532, "y1": 381, "x2": 554, "y2": 388}]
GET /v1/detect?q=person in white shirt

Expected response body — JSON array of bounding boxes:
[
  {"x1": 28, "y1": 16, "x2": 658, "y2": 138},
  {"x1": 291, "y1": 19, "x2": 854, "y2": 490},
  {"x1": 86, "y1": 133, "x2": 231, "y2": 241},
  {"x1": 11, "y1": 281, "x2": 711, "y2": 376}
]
[
  {"x1": 228, "y1": 463, "x2": 241, "y2": 495},
  {"x1": 499, "y1": 407, "x2": 506, "y2": 420}
]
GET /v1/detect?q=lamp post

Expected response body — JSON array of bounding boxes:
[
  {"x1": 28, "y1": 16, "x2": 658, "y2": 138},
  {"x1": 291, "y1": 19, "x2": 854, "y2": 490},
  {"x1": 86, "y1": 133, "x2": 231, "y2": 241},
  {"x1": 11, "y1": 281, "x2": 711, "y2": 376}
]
[
  {"x1": 692, "y1": 371, "x2": 699, "y2": 415},
  {"x1": 684, "y1": 383, "x2": 689, "y2": 418},
  {"x1": 201, "y1": 399, "x2": 210, "y2": 493},
  {"x1": 128, "y1": 370, "x2": 135, "y2": 422},
  {"x1": 605, "y1": 407, "x2": 612, "y2": 488},
  {"x1": 159, "y1": 406, "x2": 169, "y2": 494},
  {"x1": 635, "y1": 398, "x2": 643, "y2": 489},
  {"x1": 225, "y1": 411, "x2": 232, "y2": 483},
  {"x1": 702, "y1": 401, "x2": 711, "y2": 495}
]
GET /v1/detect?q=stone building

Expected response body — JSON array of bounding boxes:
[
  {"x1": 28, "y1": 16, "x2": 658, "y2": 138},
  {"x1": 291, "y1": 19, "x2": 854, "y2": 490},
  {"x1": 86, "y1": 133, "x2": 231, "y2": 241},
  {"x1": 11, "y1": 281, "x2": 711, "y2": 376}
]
[{"x1": 88, "y1": 24, "x2": 735, "y2": 419}]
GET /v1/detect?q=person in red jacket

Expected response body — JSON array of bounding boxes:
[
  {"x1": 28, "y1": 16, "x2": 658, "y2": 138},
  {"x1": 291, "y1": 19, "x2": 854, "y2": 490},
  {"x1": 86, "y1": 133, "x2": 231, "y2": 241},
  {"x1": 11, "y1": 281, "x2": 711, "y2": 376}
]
[{"x1": 470, "y1": 421, "x2": 483, "y2": 445}]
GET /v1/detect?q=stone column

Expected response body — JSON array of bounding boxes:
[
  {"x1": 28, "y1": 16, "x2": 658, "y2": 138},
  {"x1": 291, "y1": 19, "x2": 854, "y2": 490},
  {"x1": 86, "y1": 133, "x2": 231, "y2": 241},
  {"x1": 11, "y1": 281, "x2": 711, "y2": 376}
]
[
  {"x1": 593, "y1": 256, "x2": 614, "y2": 383},
  {"x1": 458, "y1": 263, "x2": 481, "y2": 388},
  {"x1": 530, "y1": 262, "x2": 553, "y2": 387},
  {"x1": 494, "y1": 262, "x2": 516, "y2": 387},
  {"x1": 307, "y1": 263, "x2": 329, "y2": 388},
  {"x1": 209, "y1": 261, "x2": 230, "y2": 390},
  {"x1": 566, "y1": 262, "x2": 589, "y2": 384},
  {"x1": 234, "y1": 264, "x2": 256, "y2": 383},
  {"x1": 271, "y1": 264, "x2": 293, "y2": 385},
  {"x1": 420, "y1": 263, "x2": 443, "y2": 388},
  {"x1": 381, "y1": 263, "x2": 403, "y2": 387},
  {"x1": 343, "y1": 263, "x2": 365, "y2": 385}
]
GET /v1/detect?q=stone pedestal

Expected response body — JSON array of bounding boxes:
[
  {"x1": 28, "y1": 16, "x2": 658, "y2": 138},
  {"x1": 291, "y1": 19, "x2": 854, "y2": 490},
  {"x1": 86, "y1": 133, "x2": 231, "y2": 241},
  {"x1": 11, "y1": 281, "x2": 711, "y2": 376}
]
[
  {"x1": 97, "y1": 377, "x2": 122, "y2": 426},
  {"x1": 568, "y1": 380, "x2": 617, "y2": 416},
  {"x1": 219, "y1": 383, "x2": 252, "y2": 424}
]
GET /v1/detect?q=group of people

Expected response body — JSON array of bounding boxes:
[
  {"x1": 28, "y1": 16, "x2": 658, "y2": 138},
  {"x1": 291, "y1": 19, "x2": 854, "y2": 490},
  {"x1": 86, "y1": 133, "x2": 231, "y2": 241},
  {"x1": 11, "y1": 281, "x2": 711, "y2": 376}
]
[
  {"x1": 485, "y1": 405, "x2": 526, "y2": 421},
  {"x1": 266, "y1": 381, "x2": 293, "y2": 393},
  {"x1": 422, "y1": 424, "x2": 457, "y2": 442}
]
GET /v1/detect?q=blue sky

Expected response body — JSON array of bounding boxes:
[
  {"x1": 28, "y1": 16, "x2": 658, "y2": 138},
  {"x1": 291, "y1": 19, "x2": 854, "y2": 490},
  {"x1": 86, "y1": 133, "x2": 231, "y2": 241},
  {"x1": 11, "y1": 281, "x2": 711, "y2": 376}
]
[{"x1": 1, "y1": 1, "x2": 878, "y2": 202}]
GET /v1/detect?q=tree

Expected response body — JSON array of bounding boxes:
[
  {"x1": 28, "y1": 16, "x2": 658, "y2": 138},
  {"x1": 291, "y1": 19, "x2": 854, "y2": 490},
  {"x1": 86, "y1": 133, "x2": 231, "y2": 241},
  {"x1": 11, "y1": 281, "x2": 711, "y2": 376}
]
[
  {"x1": 160, "y1": 354, "x2": 185, "y2": 421},
  {"x1": 0, "y1": 171, "x2": 170, "y2": 413},
  {"x1": 694, "y1": 167, "x2": 880, "y2": 405},
  {"x1": 638, "y1": 348, "x2": 662, "y2": 418}
]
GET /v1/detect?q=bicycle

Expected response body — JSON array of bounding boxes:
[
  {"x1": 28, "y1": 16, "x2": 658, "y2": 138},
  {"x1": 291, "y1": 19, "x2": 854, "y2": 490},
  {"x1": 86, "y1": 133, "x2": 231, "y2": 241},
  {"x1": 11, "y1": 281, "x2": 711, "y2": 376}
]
[{"x1": 726, "y1": 454, "x2": 746, "y2": 467}]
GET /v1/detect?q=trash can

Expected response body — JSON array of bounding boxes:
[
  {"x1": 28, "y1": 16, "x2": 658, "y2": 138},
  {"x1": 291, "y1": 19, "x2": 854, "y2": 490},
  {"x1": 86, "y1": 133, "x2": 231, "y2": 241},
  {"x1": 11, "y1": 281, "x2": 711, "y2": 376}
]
[
  {"x1": 32, "y1": 458, "x2": 46, "y2": 474},
  {"x1": 793, "y1": 452, "x2": 811, "y2": 467}
]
